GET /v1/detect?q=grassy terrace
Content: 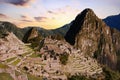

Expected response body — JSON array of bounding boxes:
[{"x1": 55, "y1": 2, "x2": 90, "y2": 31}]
[
  {"x1": 21, "y1": 49, "x2": 34, "y2": 57},
  {"x1": 0, "y1": 72, "x2": 14, "y2": 80},
  {"x1": 21, "y1": 52, "x2": 30, "y2": 57},
  {"x1": 27, "y1": 74, "x2": 42, "y2": 80},
  {"x1": 11, "y1": 59, "x2": 21, "y2": 66},
  {"x1": 0, "y1": 63, "x2": 9, "y2": 69},
  {"x1": 21, "y1": 51, "x2": 33, "y2": 57},
  {"x1": 29, "y1": 53, "x2": 42, "y2": 58},
  {"x1": 6, "y1": 57, "x2": 16, "y2": 63}
]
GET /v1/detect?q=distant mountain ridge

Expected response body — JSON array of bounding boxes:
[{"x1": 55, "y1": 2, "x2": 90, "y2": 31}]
[
  {"x1": 0, "y1": 21, "x2": 70, "y2": 40},
  {"x1": 0, "y1": 21, "x2": 24, "y2": 40},
  {"x1": 103, "y1": 14, "x2": 120, "y2": 30}
]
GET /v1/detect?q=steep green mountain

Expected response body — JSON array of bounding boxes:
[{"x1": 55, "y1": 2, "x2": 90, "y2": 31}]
[
  {"x1": 0, "y1": 21, "x2": 70, "y2": 41},
  {"x1": 65, "y1": 8, "x2": 120, "y2": 70},
  {"x1": 51, "y1": 23, "x2": 71, "y2": 36},
  {"x1": 22, "y1": 27, "x2": 44, "y2": 50},
  {"x1": 23, "y1": 23, "x2": 71, "y2": 37},
  {"x1": 0, "y1": 21, "x2": 24, "y2": 40}
]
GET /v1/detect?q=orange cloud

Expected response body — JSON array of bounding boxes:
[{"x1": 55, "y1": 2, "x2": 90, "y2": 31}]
[{"x1": 15, "y1": 6, "x2": 81, "y2": 29}]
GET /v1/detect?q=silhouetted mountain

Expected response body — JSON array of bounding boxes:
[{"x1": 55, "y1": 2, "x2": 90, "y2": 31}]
[
  {"x1": 103, "y1": 14, "x2": 120, "y2": 30},
  {"x1": 65, "y1": 8, "x2": 119, "y2": 70}
]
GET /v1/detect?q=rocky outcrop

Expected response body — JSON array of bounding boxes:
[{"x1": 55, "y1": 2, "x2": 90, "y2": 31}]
[
  {"x1": 22, "y1": 27, "x2": 43, "y2": 43},
  {"x1": 65, "y1": 8, "x2": 117, "y2": 70},
  {"x1": 110, "y1": 28, "x2": 120, "y2": 71}
]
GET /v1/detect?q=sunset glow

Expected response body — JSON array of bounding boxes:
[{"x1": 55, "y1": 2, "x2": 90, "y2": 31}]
[{"x1": 0, "y1": 0, "x2": 120, "y2": 29}]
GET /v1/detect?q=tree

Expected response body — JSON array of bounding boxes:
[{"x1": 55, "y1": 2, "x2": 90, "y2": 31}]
[
  {"x1": 59, "y1": 52, "x2": 69, "y2": 65},
  {"x1": 68, "y1": 75, "x2": 88, "y2": 80}
]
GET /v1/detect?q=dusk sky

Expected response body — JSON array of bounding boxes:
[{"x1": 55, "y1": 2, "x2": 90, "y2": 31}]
[{"x1": 0, "y1": 0, "x2": 120, "y2": 29}]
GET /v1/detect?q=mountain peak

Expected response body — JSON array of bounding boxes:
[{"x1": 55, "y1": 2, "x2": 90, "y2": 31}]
[
  {"x1": 76, "y1": 8, "x2": 96, "y2": 19},
  {"x1": 65, "y1": 8, "x2": 117, "y2": 70},
  {"x1": 81, "y1": 8, "x2": 94, "y2": 13},
  {"x1": 65, "y1": 8, "x2": 98, "y2": 45}
]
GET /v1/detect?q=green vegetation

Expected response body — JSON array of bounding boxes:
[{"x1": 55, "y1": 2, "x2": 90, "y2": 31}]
[
  {"x1": 11, "y1": 59, "x2": 21, "y2": 66},
  {"x1": 116, "y1": 50, "x2": 120, "y2": 71},
  {"x1": 21, "y1": 52, "x2": 31, "y2": 57},
  {"x1": 0, "y1": 72, "x2": 14, "y2": 80},
  {"x1": 68, "y1": 75, "x2": 88, "y2": 80},
  {"x1": 0, "y1": 21, "x2": 23, "y2": 40},
  {"x1": 29, "y1": 37, "x2": 44, "y2": 51},
  {"x1": 38, "y1": 39, "x2": 44, "y2": 51},
  {"x1": 93, "y1": 34, "x2": 105, "y2": 59},
  {"x1": 0, "y1": 63, "x2": 9, "y2": 68},
  {"x1": 27, "y1": 74, "x2": 42, "y2": 80},
  {"x1": 103, "y1": 67, "x2": 120, "y2": 80},
  {"x1": 59, "y1": 53, "x2": 69, "y2": 65},
  {"x1": 6, "y1": 57, "x2": 16, "y2": 63},
  {"x1": 51, "y1": 34, "x2": 64, "y2": 40},
  {"x1": 30, "y1": 53, "x2": 42, "y2": 58}
]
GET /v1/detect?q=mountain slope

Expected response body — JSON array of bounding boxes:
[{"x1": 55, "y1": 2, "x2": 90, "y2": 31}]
[
  {"x1": 51, "y1": 23, "x2": 71, "y2": 36},
  {"x1": 110, "y1": 28, "x2": 120, "y2": 71},
  {"x1": 0, "y1": 21, "x2": 24, "y2": 40},
  {"x1": 103, "y1": 14, "x2": 120, "y2": 30},
  {"x1": 65, "y1": 8, "x2": 118, "y2": 70},
  {"x1": 0, "y1": 21, "x2": 70, "y2": 43}
]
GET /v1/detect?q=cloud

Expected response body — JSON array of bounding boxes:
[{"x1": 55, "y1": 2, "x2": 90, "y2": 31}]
[
  {"x1": 20, "y1": 14, "x2": 34, "y2": 22},
  {"x1": 0, "y1": 0, "x2": 36, "y2": 7},
  {"x1": 21, "y1": 15, "x2": 27, "y2": 18},
  {"x1": 21, "y1": 19, "x2": 33, "y2": 22},
  {"x1": 34, "y1": 17, "x2": 47, "y2": 22},
  {"x1": 47, "y1": 11, "x2": 55, "y2": 14},
  {"x1": 0, "y1": 13, "x2": 9, "y2": 18},
  {"x1": 46, "y1": 6, "x2": 80, "y2": 16}
]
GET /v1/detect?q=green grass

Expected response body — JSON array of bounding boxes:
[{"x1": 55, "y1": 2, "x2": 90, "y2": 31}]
[
  {"x1": 27, "y1": 74, "x2": 42, "y2": 80},
  {"x1": 68, "y1": 75, "x2": 88, "y2": 80},
  {"x1": 103, "y1": 66, "x2": 120, "y2": 80},
  {"x1": 0, "y1": 63, "x2": 9, "y2": 69},
  {"x1": 6, "y1": 57, "x2": 16, "y2": 63},
  {"x1": 21, "y1": 52, "x2": 31, "y2": 57},
  {"x1": 29, "y1": 53, "x2": 42, "y2": 58},
  {"x1": 0, "y1": 72, "x2": 14, "y2": 80},
  {"x1": 11, "y1": 59, "x2": 21, "y2": 66},
  {"x1": 59, "y1": 53, "x2": 69, "y2": 65}
]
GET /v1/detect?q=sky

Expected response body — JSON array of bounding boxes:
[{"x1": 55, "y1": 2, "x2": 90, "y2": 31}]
[{"x1": 0, "y1": 0, "x2": 120, "y2": 29}]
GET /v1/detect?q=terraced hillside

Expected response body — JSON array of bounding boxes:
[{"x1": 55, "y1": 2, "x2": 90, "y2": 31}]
[
  {"x1": 66, "y1": 53, "x2": 102, "y2": 76},
  {"x1": 0, "y1": 33, "x2": 103, "y2": 80}
]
